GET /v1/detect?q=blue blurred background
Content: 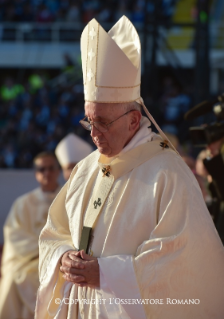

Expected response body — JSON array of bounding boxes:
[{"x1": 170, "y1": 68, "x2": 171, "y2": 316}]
[{"x1": 0, "y1": 0, "x2": 221, "y2": 168}]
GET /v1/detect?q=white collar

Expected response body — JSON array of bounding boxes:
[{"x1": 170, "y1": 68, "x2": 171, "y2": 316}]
[{"x1": 119, "y1": 116, "x2": 156, "y2": 156}]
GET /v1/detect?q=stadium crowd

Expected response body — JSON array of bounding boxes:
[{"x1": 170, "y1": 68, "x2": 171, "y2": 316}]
[
  {"x1": 0, "y1": 70, "x2": 192, "y2": 169},
  {"x1": 0, "y1": 72, "x2": 95, "y2": 168},
  {"x1": 0, "y1": 0, "x2": 177, "y2": 24}
]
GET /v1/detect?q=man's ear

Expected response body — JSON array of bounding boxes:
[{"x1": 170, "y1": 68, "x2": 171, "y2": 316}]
[{"x1": 129, "y1": 110, "x2": 141, "y2": 131}]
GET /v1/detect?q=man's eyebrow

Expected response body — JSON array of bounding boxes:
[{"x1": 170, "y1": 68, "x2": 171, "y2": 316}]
[{"x1": 87, "y1": 116, "x2": 111, "y2": 122}]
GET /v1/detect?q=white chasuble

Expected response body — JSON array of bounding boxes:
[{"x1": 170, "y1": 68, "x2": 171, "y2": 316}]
[
  {"x1": 0, "y1": 187, "x2": 60, "y2": 319},
  {"x1": 36, "y1": 136, "x2": 224, "y2": 319}
]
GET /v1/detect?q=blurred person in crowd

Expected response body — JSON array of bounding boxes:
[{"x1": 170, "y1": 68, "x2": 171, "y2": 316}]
[
  {"x1": 20, "y1": 3, "x2": 34, "y2": 22},
  {"x1": 0, "y1": 77, "x2": 24, "y2": 101},
  {"x1": 199, "y1": 136, "x2": 224, "y2": 242},
  {"x1": 161, "y1": 0, "x2": 176, "y2": 22},
  {"x1": 0, "y1": 154, "x2": 7, "y2": 168},
  {"x1": 44, "y1": 135, "x2": 59, "y2": 151},
  {"x1": 182, "y1": 153, "x2": 211, "y2": 203},
  {"x1": 36, "y1": 4, "x2": 54, "y2": 22},
  {"x1": 159, "y1": 81, "x2": 190, "y2": 141},
  {"x1": 97, "y1": 4, "x2": 112, "y2": 23},
  {"x1": 36, "y1": 16, "x2": 224, "y2": 319},
  {"x1": 182, "y1": 154, "x2": 195, "y2": 171},
  {"x1": 0, "y1": 65, "x2": 90, "y2": 170},
  {"x1": 131, "y1": 3, "x2": 144, "y2": 24},
  {"x1": 63, "y1": 53, "x2": 75, "y2": 72},
  {"x1": 66, "y1": 1, "x2": 81, "y2": 22},
  {"x1": 15, "y1": 149, "x2": 33, "y2": 168},
  {"x1": 0, "y1": 152, "x2": 61, "y2": 319},
  {"x1": 45, "y1": 0, "x2": 60, "y2": 16},
  {"x1": 161, "y1": 132, "x2": 210, "y2": 202},
  {"x1": 195, "y1": 148, "x2": 213, "y2": 202},
  {"x1": 82, "y1": 0, "x2": 99, "y2": 23},
  {"x1": 192, "y1": 137, "x2": 224, "y2": 239},
  {"x1": 195, "y1": 149, "x2": 210, "y2": 179},
  {"x1": 4, "y1": 3, "x2": 15, "y2": 21},
  {"x1": 2, "y1": 144, "x2": 17, "y2": 168},
  {"x1": 35, "y1": 99, "x2": 50, "y2": 127},
  {"x1": 55, "y1": 133, "x2": 93, "y2": 181},
  {"x1": 29, "y1": 73, "x2": 45, "y2": 94},
  {"x1": 58, "y1": 97, "x2": 70, "y2": 119},
  {"x1": 114, "y1": 2, "x2": 132, "y2": 21},
  {"x1": 18, "y1": 101, "x2": 33, "y2": 131}
]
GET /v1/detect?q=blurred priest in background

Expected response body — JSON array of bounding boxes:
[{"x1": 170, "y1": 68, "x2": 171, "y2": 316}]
[
  {"x1": 0, "y1": 152, "x2": 60, "y2": 319},
  {"x1": 55, "y1": 133, "x2": 93, "y2": 181}
]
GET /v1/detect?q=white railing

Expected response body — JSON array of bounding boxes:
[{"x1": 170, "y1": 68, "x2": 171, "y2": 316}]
[
  {"x1": 0, "y1": 22, "x2": 85, "y2": 42},
  {"x1": 0, "y1": 22, "x2": 223, "y2": 49},
  {"x1": 0, "y1": 22, "x2": 147, "y2": 42}
]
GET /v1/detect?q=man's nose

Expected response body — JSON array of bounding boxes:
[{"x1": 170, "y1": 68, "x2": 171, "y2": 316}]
[
  {"x1": 44, "y1": 170, "x2": 52, "y2": 177},
  {"x1": 90, "y1": 125, "x2": 102, "y2": 138}
]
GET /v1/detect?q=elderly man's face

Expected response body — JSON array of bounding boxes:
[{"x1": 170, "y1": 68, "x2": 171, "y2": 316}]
[{"x1": 85, "y1": 102, "x2": 140, "y2": 157}]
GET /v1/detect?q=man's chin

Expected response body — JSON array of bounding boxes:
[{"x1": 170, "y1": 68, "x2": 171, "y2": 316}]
[{"x1": 97, "y1": 145, "x2": 111, "y2": 156}]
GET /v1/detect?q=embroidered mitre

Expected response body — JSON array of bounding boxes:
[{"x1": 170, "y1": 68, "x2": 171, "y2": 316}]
[
  {"x1": 81, "y1": 15, "x2": 141, "y2": 103},
  {"x1": 80, "y1": 15, "x2": 178, "y2": 153}
]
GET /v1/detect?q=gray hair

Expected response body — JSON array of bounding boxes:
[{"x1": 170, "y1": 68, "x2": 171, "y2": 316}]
[{"x1": 118, "y1": 101, "x2": 142, "y2": 113}]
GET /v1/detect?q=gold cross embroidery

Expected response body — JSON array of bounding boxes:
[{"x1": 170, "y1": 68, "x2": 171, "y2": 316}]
[
  {"x1": 160, "y1": 140, "x2": 169, "y2": 150},
  {"x1": 102, "y1": 165, "x2": 111, "y2": 177}
]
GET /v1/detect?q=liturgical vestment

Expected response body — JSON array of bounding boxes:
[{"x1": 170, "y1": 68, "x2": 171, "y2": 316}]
[
  {"x1": 0, "y1": 187, "x2": 59, "y2": 319},
  {"x1": 35, "y1": 118, "x2": 224, "y2": 319}
]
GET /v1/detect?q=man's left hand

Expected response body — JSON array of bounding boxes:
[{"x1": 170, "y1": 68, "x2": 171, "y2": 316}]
[{"x1": 60, "y1": 250, "x2": 100, "y2": 288}]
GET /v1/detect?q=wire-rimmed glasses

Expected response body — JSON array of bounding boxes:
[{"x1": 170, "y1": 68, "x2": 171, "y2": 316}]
[{"x1": 79, "y1": 110, "x2": 134, "y2": 133}]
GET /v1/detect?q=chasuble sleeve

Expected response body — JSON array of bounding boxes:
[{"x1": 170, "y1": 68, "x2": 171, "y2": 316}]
[
  {"x1": 0, "y1": 194, "x2": 42, "y2": 319},
  {"x1": 98, "y1": 161, "x2": 224, "y2": 319},
  {"x1": 3, "y1": 197, "x2": 39, "y2": 270}
]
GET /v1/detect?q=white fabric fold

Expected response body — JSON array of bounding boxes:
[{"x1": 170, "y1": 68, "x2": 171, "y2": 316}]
[
  {"x1": 35, "y1": 244, "x2": 74, "y2": 319},
  {"x1": 0, "y1": 187, "x2": 60, "y2": 319},
  {"x1": 36, "y1": 139, "x2": 224, "y2": 319},
  {"x1": 98, "y1": 255, "x2": 147, "y2": 319}
]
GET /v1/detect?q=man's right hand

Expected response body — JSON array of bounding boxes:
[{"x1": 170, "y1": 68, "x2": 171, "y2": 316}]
[
  {"x1": 60, "y1": 250, "x2": 85, "y2": 284},
  {"x1": 59, "y1": 250, "x2": 100, "y2": 288}
]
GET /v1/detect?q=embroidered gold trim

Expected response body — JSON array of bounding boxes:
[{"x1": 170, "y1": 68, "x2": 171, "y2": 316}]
[
  {"x1": 84, "y1": 23, "x2": 90, "y2": 86},
  {"x1": 85, "y1": 97, "x2": 141, "y2": 103},
  {"x1": 102, "y1": 165, "x2": 111, "y2": 177}
]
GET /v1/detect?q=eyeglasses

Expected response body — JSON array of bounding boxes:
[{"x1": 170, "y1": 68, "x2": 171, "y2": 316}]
[
  {"x1": 35, "y1": 165, "x2": 58, "y2": 173},
  {"x1": 79, "y1": 110, "x2": 134, "y2": 133}
]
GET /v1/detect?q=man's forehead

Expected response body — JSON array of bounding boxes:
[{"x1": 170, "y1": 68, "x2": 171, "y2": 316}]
[
  {"x1": 35, "y1": 156, "x2": 56, "y2": 165},
  {"x1": 84, "y1": 102, "x2": 120, "y2": 118},
  {"x1": 85, "y1": 102, "x2": 111, "y2": 111}
]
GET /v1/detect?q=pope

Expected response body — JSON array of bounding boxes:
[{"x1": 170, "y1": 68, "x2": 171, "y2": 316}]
[{"x1": 35, "y1": 16, "x2": 224, "y2": 319}]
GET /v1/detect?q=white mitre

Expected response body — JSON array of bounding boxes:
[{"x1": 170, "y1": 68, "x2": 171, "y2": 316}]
[
  {"x1": 55, "y1": 133, "x2": 93, "y2": 167},
  {"x1": 81, "y1": 15, "x2": 178, "y2": 153},
  {"x1": 81, "y1": 15, "x2": 141, "y2": 104}
]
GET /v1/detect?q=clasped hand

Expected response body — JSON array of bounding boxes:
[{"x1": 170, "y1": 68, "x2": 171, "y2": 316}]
[{"x1": 60, "y1": 250, "x2": 100, "y2": 288}]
